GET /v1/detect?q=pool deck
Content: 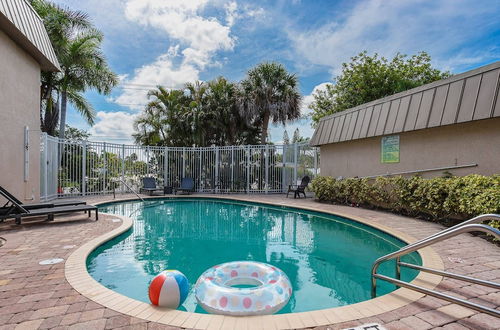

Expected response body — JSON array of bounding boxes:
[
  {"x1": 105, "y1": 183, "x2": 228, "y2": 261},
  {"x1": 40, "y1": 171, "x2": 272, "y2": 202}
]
[{"x1": 0, "y1": 194, "x2": 499, "y2": 329}]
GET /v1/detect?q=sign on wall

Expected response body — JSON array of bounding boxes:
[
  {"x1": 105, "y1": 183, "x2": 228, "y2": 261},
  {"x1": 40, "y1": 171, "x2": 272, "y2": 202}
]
[{"x1": 381, "y1": 135, "x2": 400, "y2": 163}]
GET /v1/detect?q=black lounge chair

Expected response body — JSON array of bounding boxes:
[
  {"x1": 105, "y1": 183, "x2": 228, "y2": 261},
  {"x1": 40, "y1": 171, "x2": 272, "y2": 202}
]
[
  {"x1": 140, "y1": 177, "x2": 164, "y2": 196},
  {"x1": 0, "y1": 190, "x2": 98, "y2": 225},
  {"x1": 286, "y1": 176, "x2": 311, "y2": 199},
  {"x1": 0, "y1": 185, "x2": 86, "y2": 210},
  {"x1": 174, "y1": 178, "x2": 194, "y2": 195}
]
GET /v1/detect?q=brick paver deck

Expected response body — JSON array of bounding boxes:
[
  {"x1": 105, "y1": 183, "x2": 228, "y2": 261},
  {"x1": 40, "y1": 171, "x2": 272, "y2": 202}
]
[{"x1": 0, "y1": 194, "x2": 498, "y2": 329}]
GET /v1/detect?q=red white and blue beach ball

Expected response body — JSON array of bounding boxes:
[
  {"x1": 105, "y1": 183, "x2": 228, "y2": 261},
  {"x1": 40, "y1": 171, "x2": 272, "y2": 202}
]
[{"x1": 148, "y1": 270, "x2": 189, "y2": 308}]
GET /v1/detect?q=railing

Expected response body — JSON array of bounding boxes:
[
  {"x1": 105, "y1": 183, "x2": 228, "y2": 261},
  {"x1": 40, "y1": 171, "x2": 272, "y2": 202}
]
[
  {"x1": 361, "y1": 163, "x2": 478, "y2": 179},
  {"x1": 113, "y1": 178, "x2": 144, "y2": 202},
  {"x1": 40, "y1": 134, "x2": 319, "y2": 200},
  {"x1": 371, "y1": 214, "x2": 500, "y2": 317}
]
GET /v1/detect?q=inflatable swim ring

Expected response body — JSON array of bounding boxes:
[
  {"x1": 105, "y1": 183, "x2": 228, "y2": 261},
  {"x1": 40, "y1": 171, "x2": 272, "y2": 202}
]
[{"x1": 195, "y1": 261, "x2": 292, "y2": 316}]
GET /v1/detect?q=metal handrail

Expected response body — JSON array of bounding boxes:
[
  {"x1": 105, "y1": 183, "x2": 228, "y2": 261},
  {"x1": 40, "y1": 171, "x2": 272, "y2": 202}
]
[
  {"x1": 394, "y1": 214, "x2": 500, "y2": 279},
  {"x1": 361, "y1": 163, "x2": 478, "y2": 179},
  {"x1": 114, "y1": 179, "x2": 144, "y2": 202},
  {"x1": 371, "y1": 214, "x2": 500, "y2": 317}
]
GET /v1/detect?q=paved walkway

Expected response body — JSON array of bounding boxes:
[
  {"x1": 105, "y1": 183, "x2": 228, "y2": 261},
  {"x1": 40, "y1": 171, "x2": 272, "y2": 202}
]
[{"x1": 0, "y1": 194, "x2": 499, "y2": 329}]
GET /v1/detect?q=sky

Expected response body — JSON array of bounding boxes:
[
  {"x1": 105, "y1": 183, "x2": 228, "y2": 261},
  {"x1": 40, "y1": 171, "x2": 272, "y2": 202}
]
[{"x1": 53, "y1": 0, "x2": 500, "y2": 145}]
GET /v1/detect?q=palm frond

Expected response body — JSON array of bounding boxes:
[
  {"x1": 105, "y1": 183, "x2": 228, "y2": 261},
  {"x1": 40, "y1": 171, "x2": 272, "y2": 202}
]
[{"x1": 66, "y1": 89, "x2": 96, "y2": 125}]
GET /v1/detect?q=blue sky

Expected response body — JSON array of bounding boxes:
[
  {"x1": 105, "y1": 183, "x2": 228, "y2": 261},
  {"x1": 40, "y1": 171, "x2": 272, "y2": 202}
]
[{"x1": 54, "y1": 0, "x2": 500, "y2": 144}]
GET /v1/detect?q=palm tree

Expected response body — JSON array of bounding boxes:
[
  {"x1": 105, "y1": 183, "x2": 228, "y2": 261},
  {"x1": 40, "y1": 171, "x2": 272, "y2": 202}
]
[
  {"x1": 57, "y1": 29, "x2": 117, "y2": 139},
  {"x1": 32, "y1": 0, "x2": 91, "y2": 135},
  {"x1": 184, "y1": 81, "x2": 208, "y2": 146},
  {"x1": 239, "y1": 62, "x2": 302, "y2": 144},
  {"x1": 133, "y1": 87, "x2": 189, "y2": 146},
  {"x1": 205, "y1": 77, "x2": 260, "y2": 145},
  {"x1": 30, "y1": 0, "x2": 117, "y2": 138}
]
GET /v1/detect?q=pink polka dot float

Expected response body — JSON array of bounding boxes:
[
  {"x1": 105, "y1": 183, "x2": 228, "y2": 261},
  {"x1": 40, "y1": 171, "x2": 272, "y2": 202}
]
[
  {"x1": 148, "y1": 270, "x2": 189, "y2": 308},
  {"x1": 195, "y1": 261, "x2": 292, "y2": 316}
]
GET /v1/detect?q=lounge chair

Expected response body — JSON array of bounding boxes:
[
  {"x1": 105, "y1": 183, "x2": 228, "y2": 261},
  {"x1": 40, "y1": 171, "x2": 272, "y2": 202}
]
[
  {"x1": 0, "y1": 185, "x2": 86, "y2": 210},
  {"x1": 286, "y1": 176, "x2": 311, "y2": 199},
  {"x1": 139, "y1": 177, "x2": 164, "y2": 196},
  {"x1": 174, "y1": 178, "x2": 194, "y2": 195},
  {"x1": 0, "y1": 191, "x2": 98, "y2": 225}
]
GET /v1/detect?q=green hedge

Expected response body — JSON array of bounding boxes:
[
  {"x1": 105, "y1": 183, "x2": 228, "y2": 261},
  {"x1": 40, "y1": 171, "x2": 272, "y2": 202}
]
[{"x1": 311, "y1": 174, "x2": 500, "y2": 228}]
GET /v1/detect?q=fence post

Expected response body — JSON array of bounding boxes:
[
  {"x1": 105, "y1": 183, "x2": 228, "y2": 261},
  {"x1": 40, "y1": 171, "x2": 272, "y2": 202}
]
[
  {"x1": 265, "y1": 145, "x2": 269, "y2": 194},
  {"x1": 314, "y1": 147, "x2": 318, "y2": 176},
  {"x1": 82, "y1": 140, "x2": 87, "y2": 196},
  {"x1": 42, "y1": 133, "x2": 48, "y2": 201},
  {"x1": 231, "y1": 146, "x2": 234, "y2": 192},
  {"x1": 293, "y1": 143, "x2": 298, "y2": 184},
  {"x1": 215, "y1": 146, "x2": 219, "y2": 193},
  {"x1": 282, "y1": 144, "x2": 286, "y2": 193},
  {"x1": 164, "y1": 147, "x2": 168, "y2": 187},
  {"x1": 199, "y1": 148, "x2": 202, "y2": 192},
  {"x1": 246, "y1": 146, "x2": 250, "y2": 193},
  {"x1": 182, "y1": 147, "x2": 186, "y2": 178},
  {"x1": 121, "y1": 144, "x2": 126, "y2": 191},
  {"x1": 103, "y1": 142, "x2": 107, "y2": 195},
  {"x1": 146, "y1": 147, "x2": 150, "y2": 175}
]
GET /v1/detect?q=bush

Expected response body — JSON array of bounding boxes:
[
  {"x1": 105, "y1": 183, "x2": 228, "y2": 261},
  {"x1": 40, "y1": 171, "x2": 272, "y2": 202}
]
[{"x1": 311, "y1": 174, "x2": 500, "y2": 225}]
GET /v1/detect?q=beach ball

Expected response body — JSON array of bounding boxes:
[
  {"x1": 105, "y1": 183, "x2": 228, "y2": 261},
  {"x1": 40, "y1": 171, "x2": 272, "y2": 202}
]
[{"x1": 148, "y1": 270, "x2": 189, "y2": 308}]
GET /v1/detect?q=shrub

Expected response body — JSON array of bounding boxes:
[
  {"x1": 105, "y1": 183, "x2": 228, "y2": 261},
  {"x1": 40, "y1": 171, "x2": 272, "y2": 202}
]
[{"x1": 311, "y1": 174, "x2": 500, "y2": 226}]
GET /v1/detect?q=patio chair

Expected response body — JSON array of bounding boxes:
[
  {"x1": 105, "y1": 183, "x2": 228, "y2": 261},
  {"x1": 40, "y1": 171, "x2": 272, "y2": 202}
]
[
  {"x1": 0, "y1": 185, "x2": 86, "y2": 210},
  {"x1": 139, "y1": 177, "x2": 164, "y2": 196},
  {"x1": 0, "y1": 191, "x2": 98, "y2": 225},
  {"x1": 174, "y1": 178, "x2": 194, "y2": 195},
  {"x1": 286, "y1": 176, "x2": 311, "y2": 199}
]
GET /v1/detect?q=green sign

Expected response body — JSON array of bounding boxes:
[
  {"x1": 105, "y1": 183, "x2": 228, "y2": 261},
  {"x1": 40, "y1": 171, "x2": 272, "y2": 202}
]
[{"x1": 381, "y1": 135, "x2": 400, "y2": 163}]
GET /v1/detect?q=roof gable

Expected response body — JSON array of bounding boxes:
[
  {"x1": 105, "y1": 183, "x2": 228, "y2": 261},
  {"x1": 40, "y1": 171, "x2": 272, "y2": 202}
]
[{"x1": 0, "y1": 0, "x2": 59, "y2": 71}]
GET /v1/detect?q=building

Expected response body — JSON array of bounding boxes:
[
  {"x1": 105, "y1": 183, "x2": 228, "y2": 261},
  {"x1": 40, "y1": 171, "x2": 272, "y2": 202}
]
[
  {"x1": 310, "y1": 61, "x2": 500, "y2": 178},
  {"x1": 0, "y1": 0, "x2": 59, "y2": 202}
]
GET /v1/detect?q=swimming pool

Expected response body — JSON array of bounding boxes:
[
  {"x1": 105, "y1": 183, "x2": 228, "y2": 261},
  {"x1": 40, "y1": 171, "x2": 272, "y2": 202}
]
[{"x1": 88, "y1": 198, "x2": 420, "y2": 314}]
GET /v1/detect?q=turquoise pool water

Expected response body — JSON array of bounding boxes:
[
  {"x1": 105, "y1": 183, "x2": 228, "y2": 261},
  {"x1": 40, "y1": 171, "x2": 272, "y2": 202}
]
[{"x1": 88, "y1": 198, "x2": 420, "y2": 314}]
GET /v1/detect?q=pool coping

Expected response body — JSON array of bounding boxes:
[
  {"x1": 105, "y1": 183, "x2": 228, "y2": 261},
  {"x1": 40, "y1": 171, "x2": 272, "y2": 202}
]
[{"x1": 65, "y1": 195, "x2": 444, "y2": 329}]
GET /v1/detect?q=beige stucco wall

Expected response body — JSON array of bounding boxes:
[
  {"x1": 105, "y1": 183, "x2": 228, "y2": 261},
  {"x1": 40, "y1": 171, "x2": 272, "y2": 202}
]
[
  {"x1": 320, "y1": 117, "x2": 500, "y2": 178},
  {"x1": 0, "y1": 29, "x2": 41, "y2": 203}
]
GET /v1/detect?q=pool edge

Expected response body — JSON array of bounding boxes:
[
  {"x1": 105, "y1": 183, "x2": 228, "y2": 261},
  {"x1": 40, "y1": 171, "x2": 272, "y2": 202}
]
[{"x1": 65, "y1": 195, "x2": 444, "y2": 329}]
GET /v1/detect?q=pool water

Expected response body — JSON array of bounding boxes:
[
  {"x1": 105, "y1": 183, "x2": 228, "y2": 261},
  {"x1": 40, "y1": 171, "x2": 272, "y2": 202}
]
[{"x1": 88, "y1": 198, "x2": 420, "y2": 314}]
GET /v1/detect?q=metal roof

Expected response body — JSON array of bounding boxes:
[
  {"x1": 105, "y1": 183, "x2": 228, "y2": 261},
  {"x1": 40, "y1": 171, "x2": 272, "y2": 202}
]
[
  {"x1": 0, "y1": 0, "x2": 59, "y2": 71},
  {"x1": 310, "y1": 61, "x2": 500, "y2": 146}
]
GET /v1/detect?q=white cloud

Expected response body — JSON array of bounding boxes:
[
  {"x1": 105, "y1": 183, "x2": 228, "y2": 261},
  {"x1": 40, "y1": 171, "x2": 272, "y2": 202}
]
[
  {"x1": 115, "y1": 0, "x2": 240, "y2": 110},
  {"x1": 124, "y1": 0, "x2": 235, "y2": 68},
  {"x1": 270, "y1": 119, "x2": 315, "y2": 143},
  {"x1": 290, "y1": 0, "x2": 499, "y2": 76},
  {"x1": 301, "y1": 82, "x2": 331, "y2": 117},
  {"x1": 89, "y1": 111, "x2": 138, "y2": 144},
  {"x1": 114, "y1": 48, "x2": 200, "y2": 109},
  {"x1": 225, "y1": 1, "x2": 238, "y2": 27}
]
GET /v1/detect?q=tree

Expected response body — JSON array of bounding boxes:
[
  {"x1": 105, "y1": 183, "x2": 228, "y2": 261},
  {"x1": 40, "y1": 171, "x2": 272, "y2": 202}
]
[
  {"x1": 291, "y1": 128, "x2": 310, "y2": 144},
  {"x1": 204, "y1": 77, "x2": 260, "y2": 146},
  {"x1": 133, "y1": 87, "x2": 189, "y2": 147},
  {"x1": 283, "y1": 130, "x2": 290, "y2": 145},
  {"x1": 57, "y1": 29, "x2": 117, "y2": 139},
  {"x1": 31, "y1": 0, "x2": 117, "y2": 138},
  {"x1": 239, "y1": 62, "x2": 302, "y2": 144},
  {"x1": 292, "y1": 128, "x2": 300, "y2": 143},
  {"x1": 310, "y1": 51, "x2": 451, "y2": 124},
  {"x1": 133, "y1": 78, "x2": 260, "y2": 147},
  {"x1": 184, "y1": 81, "x2": 209, "y2": 146},
  {"x1": 63, "y1": 125, "x2": 90, "y2": 142}
]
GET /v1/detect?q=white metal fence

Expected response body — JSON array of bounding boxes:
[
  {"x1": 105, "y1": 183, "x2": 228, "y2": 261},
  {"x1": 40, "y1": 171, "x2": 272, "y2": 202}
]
[{"x1": 40, "y1": 133, "x2": 320, "y2": 200}]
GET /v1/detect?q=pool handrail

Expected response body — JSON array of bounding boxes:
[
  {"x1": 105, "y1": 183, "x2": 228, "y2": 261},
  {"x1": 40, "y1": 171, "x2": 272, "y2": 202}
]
[
  {"x1": 371, "y1": 214, "x2": 500, "y2": 318},
  {"x1": 113, "y1": 179, "x2": 144, "y2": 202}
]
